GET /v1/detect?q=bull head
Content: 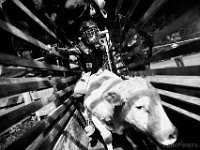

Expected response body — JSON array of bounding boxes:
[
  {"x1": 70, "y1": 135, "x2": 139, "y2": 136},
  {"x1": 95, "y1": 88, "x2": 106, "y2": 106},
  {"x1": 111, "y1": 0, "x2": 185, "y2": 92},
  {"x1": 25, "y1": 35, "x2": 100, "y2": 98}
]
[{"x1": 105, "y1": 77, "x2": 178, "y2": 146}]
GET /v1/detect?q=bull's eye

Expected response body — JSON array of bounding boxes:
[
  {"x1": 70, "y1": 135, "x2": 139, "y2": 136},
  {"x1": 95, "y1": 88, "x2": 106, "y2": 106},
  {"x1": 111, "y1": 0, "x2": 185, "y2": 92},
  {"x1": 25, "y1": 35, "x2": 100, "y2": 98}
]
[
  {"x1": 136, "y1": 106, "x2": 144, "y2": 110},
  {"x1": 80, "y1": 78, "x2": 85, "y2": 82}
]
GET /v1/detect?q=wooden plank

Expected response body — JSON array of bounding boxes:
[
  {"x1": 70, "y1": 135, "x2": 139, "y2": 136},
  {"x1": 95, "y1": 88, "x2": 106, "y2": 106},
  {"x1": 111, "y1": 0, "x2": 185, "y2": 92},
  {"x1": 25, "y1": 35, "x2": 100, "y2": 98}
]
[
  {"x1": 114, "y1": 0, "x2": 124, "y2": 24},
  {"x1": 150, "y1": 52, "x2": 200, "y2": 69},
  {"x1": 126, "y1": 38, "x2": 200, "y2": 69},
  {"x1": 129, "y1": 66, "x2": 200, "y2": 76},
  {"x1": 0, "y1": 19, "x2": 73, "y2": 60},
  {"x1": 0, "y1": 66, "x2": 30, "y2": 77},
  {"x1": 26, "y1": 102, "x2": 75, "y2": 150},
  {"x1": 0, "y1": 116, "x2": 32, "y2": 137},
  {"x1": 52, "y1": 113, "x2": 74, "y2": 150},
  {"x1": 111, "y1": 0, "x2": 124, "y2": 44},
  {"x1": 0, "y1": 76, "x2": 76, "y2": 98},
  {"x1": 23, "y1": 92, "x2": 32, "y2": 105},
  {"x1": 35, "y1": 102, "x2": 57, "y2": 118},
  {"x1": 123, "y1": 0, "x2": 140, "y2": 30},
  {"x1": 0, "y1": 77, "x2": 52, "y2": 98},
  {"x1": 0, "y1": 85, "x2": 75, "y2": 134},
  {"x1": 13, "y1": 0, "x2": 79, "y2": 56},
  {"x1": 145, "y1": 75, "x2": 200, "y2": 88},
  {"x1": 162, "y1": 101, "x2": 200, "y2": 122},
  {"x1": 137, "y1": 0, "x2": 168, "y2": 27},
  {"x1": 158, "y1": 89, "x2": 200, "y2": 107},
  {"x1": 0, "y1": 52, "x2": 80, "y2": 73},
  {"x1": 30, "y1": 88, "x2": 54, "y2": 100},
  {"x1": 31, "y1": 106, "x2": 76, "y2": 150},
  {"x1": 47, "y1": 76, "x2": 77, "y2": 87},
  {"x1": 153, "y1": 35, "x2": 200, "y2": 55},
  {"x1": 0, "y1": 103, "x2": 25, "y2": 117},
  {"x1": 29, "y1": 0, "x2": 73, "y2": 47},
  {"x1": 0, "y1": 93, "x2": 24, "y2": 108},
  {"x1": 154, "y1": 5, "x2": 200, "y2": 42},
  {"x1": 52, "y1": 110, "x2": 87, "y2": 150},
  {"x1": 12, "y1": 0, "x2": 79, "y2": 55},
  {"x1": 6, "y1": 96, "x2": 75, "y2": 150},
  {"x1": 42, "y1": 12, "x2": 74, "y2": 47},
  {"x1": 0, "y1": 19, "x2": 63, "y2": 57},
  {"x1": 12, "y1": 0, "x2": 57, "y2": 40},
  {"x1": 0, "y1": 102, "x2": 24, "y2": 110}
]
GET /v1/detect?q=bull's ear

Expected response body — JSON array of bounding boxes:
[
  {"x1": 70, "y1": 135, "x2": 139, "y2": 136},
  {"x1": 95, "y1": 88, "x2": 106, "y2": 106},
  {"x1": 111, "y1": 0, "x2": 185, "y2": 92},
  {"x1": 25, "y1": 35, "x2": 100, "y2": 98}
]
[{"x1": 103, "y1": 92, "x2": 121, "y2": 107}]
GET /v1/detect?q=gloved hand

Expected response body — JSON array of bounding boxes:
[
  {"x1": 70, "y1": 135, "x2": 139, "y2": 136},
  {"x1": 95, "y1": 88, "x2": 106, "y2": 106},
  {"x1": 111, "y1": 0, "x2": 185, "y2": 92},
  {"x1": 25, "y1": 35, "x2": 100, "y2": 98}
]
[{"x1": 74, "y1": 72, "x2": 91, "y2": 97}]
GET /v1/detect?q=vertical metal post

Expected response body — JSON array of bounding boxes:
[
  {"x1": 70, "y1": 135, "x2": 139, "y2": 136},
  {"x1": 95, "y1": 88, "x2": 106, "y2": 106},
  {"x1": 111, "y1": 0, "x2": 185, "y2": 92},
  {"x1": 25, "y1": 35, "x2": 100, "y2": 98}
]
[
  {"x1": 105, "y1": 30, "x2": 113, "y2": 72},
  {"x1": 56, "y1": 58, "x2": 66, "y2": 77}
]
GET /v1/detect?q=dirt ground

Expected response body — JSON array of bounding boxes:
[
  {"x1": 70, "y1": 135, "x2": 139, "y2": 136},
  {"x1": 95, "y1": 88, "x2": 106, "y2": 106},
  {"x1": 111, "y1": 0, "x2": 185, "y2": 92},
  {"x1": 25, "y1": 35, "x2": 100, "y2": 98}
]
[{"x1": 0, "y1": 117, "x2": 38, "y2": 150}]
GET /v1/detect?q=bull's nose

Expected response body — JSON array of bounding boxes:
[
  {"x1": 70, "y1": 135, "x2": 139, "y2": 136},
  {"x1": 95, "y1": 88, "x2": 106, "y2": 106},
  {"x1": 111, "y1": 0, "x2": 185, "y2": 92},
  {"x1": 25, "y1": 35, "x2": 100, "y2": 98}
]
[
  {"x1": 162, "y1": 127, "x2": 178, "y2": 145},
  {"x1": 168, "y1": 128, "x2": 178, "y2": 144},
  {"x1": 169, "y1": 128, "x2": 178, "y2": 141}
]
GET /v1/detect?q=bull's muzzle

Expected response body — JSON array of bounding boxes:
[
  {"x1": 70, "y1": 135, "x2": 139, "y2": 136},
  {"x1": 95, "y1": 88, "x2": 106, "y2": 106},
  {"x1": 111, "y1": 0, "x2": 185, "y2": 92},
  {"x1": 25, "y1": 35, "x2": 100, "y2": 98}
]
[{"x1": 156, "y1": 126, "x2": 178, "y2": 146}]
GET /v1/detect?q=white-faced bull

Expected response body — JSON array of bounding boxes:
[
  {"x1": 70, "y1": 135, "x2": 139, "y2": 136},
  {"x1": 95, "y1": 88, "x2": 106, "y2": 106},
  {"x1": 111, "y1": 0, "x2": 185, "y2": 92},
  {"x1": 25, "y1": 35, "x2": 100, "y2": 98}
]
[{"x1": 76, "y1": 70, "x2": 178, "y2": 150}]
